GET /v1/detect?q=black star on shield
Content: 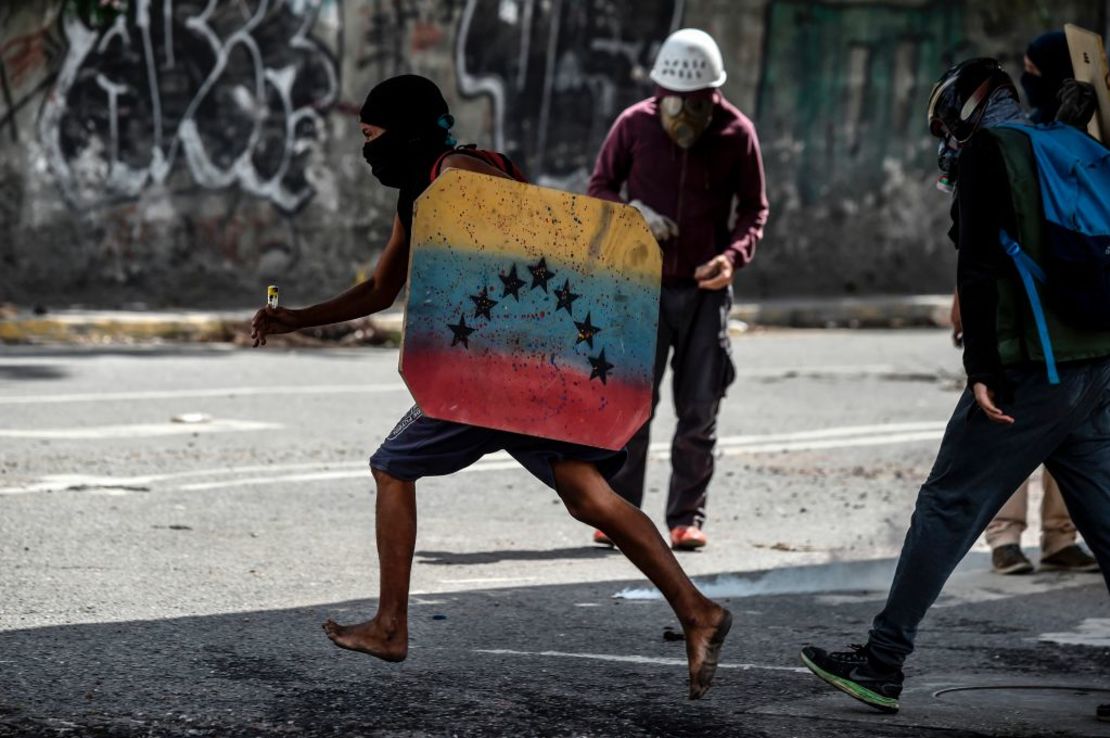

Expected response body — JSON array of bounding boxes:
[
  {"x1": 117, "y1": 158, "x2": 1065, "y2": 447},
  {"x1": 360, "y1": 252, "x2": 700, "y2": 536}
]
[
  {"x1": 528, "y1": 257, "x2": 556, "y2": 292},
  {"x1": 553, "y1": 279, "x2": 580, "y2": 315},
  {"x1": 588, "y1": 348, "x2": 614, "y2": 385},
  {"x1": 447, "y1": 313, "x2": 476, "y2": 349},
  {"x1": 574, "y1": 311, "x2": 602, "y2": 348},
  {"x1": 499, "y1": 264, "x2": 526, "y2": 301},
  {"x1": 469, "y1": 288, "x2": 498, "y2": 320}
]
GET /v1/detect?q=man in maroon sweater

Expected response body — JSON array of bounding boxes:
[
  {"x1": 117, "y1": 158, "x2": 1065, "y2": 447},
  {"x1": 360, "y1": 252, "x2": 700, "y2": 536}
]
[{"x1": 587, "y1": 28, "x2": 769, "y2": 549}]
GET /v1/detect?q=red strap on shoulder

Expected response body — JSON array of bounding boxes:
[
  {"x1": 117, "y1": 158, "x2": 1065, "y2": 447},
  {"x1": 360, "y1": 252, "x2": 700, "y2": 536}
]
[
  {"x1": 431, "y1": 147, "x2": 527, "y2": 182},
  {"x1": 430, "y1": 150, "x2": 455, "y2": 181}
]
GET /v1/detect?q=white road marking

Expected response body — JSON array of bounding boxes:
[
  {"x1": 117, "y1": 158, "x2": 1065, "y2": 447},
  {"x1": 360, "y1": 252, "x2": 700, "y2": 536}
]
[
  {"x1": 0, "y1": 420, "x2": 947, "y2": 496},
  {"x1": 0, "y1": 419, "x2": 279, "y2": 440},
  {"x1": 473, "y1": 649, "x2": 807, "y2": 673},
  {"x1": 737, "y1": 364, "x2": 898, "y2": 377},
  {"x1": 0, "y1": 366, "x2": 923, "y2": 406},
  {"x1": 716, "y1": 430, "x2": 945, "y2": 458},
  {"x1": 176, "y1": 458, "x2": 524, "y2": 491},
  {"x1": 441, "y1": 577, "x2": 537, "y2": 585},
  {"x1": 179, "y1": 470, "x2": 371, "y2": 491},
  {"x1": 0, "y1": 383, "x2": 406, "y2": 405},
  {"x1": 715, "y1": 421, "x2": 946, "y2": 445},
  {"x1": 0, "y1": 461, "x2": 371, "y2": 495}
]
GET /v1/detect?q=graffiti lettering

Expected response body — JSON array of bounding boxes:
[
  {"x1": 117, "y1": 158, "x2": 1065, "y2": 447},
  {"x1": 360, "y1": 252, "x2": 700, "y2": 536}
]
[
  {"x1": 40, "y1": 0, "x2": 341, "y2": 213},
  {"x1": 1, "y1": 30, "x2": 52, "y2": 90},
  {"x1": 456, "y1": 0, "x2": 683, "y2": 187},
  {"x1": 355, "y1": 1, "x2": 458, "y2": 78},
  {"x1": 0, "y1": 9, "x2": 65, "y2": 143}
]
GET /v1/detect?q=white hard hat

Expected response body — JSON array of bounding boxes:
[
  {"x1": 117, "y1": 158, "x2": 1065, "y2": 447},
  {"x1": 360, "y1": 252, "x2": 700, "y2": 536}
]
[{"x1": 649, "y1": 28, "x2": 727, "y2": 92}]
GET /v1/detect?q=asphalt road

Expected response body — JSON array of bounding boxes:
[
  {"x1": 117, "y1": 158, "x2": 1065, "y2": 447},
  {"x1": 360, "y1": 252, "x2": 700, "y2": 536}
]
[{"x1": 1, "y1": 329, "x2": 1107, "y2": 737}]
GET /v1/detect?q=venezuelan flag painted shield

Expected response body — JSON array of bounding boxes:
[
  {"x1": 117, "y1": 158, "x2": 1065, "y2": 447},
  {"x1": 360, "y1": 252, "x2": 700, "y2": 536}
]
[{"x1": 401, "y1": 170, "x2": 661, "y2": 450}]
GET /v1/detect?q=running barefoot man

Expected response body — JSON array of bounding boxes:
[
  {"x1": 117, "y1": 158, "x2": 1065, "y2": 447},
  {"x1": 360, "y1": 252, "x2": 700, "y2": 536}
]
[{"x1": 250, "y1": 75, "x2": 732, "y2": 699}]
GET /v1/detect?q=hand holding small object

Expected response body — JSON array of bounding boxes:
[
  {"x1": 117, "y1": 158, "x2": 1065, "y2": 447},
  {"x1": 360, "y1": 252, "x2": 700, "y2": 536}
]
[
  {"x1": 251, "y1": 285, "x2": 303, "y2": 347},
  {"x1": 694, "y1": 254, "x2": 733, "y2": 290}
]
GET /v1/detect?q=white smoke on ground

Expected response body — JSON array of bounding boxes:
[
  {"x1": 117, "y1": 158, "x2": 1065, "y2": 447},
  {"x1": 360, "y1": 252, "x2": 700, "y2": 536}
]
[{"x1": 613, "y1": 557, "x2": 898, "y2": 600}]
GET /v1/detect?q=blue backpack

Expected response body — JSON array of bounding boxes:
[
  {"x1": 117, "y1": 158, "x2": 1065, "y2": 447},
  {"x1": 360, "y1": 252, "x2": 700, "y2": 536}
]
[{"x1": 995, "y1": 122, "x2": 1110, "y2": 383}]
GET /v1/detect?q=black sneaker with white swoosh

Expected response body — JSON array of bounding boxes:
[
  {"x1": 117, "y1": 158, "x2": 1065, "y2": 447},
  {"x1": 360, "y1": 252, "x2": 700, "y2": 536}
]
[{"x1": 800, "y1": 644, "x2": 903, "y2": 713}]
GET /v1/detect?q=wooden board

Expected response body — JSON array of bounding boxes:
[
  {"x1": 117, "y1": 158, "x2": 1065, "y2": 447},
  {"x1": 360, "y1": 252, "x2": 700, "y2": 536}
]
[
  {"x1": 1065, "y1": 23, "x2": 1110, "y2": 143},
  {"x1": 401, "y1": 169, "x2": 661, "y2": 451}
]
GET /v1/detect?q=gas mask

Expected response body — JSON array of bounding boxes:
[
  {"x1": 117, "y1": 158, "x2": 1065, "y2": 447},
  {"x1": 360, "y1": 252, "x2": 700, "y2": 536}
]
[
  {"x1": 936, "y1": 139, "x2": 960, "y2": 193},
  {"x1": 659, "y1": 93, "x2": 714, "y2": 149}
]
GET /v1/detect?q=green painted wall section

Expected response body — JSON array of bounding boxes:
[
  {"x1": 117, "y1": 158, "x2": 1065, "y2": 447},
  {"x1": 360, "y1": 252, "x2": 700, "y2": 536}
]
[{"x1": 758, "y1": 1, "x2": 963, "y2": 203}]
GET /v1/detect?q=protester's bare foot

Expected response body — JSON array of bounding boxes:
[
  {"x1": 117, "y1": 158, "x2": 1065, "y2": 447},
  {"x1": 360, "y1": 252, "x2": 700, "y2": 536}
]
[
  {"x1": 322, "y1": 617, "x2": 408, "y2": 662},
  {"x1": 684, "y1": 607, "x2": 732, "y2": 700}
]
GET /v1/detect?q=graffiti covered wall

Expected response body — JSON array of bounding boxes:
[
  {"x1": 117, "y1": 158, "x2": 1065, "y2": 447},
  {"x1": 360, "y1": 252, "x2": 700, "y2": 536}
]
[
  {"x1": 2, "y1": 0, "x2": 353, "y2": 306},
  {"x1": 1, "y1": 0, "x2": 1107, "y2": 307}
]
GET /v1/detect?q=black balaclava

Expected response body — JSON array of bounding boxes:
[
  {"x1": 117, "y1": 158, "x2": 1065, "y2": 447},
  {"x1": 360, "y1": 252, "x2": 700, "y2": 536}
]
[
  {"x1": 359, "y1": 74, "x2": 455, "y2": 188},
  {"x1": 1022, "y1": 31, "x2": 1074, "y2": 124}
]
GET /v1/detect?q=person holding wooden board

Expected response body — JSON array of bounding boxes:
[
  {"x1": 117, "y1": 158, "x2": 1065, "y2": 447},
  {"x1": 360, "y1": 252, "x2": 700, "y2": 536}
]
[{"x1": 249, "y1": 74, "x2": 732, "y2": 701}]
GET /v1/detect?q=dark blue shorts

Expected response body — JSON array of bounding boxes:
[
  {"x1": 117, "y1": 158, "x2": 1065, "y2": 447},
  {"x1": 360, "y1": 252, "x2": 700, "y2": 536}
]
[{"x1": 369, "y1": 406, "x2": 626, "y2": 489}]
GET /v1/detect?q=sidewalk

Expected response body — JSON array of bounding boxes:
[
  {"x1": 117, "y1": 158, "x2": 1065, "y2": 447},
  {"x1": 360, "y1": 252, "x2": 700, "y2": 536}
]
[{"x1": 0, "y1": 295, "x2": 953, "y2": 344}]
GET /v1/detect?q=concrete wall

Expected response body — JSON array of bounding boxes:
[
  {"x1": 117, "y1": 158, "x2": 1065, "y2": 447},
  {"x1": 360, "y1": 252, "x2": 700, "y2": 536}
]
[{"x1": 0, "y1": 0, "x2": 1106, "y2": 308}]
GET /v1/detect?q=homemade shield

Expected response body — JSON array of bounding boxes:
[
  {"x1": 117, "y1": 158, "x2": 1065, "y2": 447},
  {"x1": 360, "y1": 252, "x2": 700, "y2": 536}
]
[
  {"x1": 401, "y1": 170, "x2": 661, "y2": 450},
  {"x1": 1065, "y1": 24, "x2": 1110, "y2": 143}
]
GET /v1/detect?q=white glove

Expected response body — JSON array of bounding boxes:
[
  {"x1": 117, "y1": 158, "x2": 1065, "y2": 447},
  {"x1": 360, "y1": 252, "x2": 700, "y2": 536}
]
[{"x1": 630, "y1": 199, "x2": 679, "y2": 242}]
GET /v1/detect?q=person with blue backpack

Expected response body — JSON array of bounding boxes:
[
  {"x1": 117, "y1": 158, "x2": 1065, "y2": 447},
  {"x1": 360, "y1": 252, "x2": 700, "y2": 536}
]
[
  {"x1": 798, "y1": 58, "x2": 1110, "y2": 723},
  {"x1": 951, "y1": 32, "x2": 1101, "y2": 577}
]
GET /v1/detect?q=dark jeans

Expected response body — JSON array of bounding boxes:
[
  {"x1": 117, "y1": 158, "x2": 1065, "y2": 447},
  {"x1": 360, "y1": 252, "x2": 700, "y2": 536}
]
[
  {"x1": 609, "y1": 285, "x2": 735, "y2": 529},
  {"x1": 868, "y1": 357, "x2": 1110, "y2": 668}
]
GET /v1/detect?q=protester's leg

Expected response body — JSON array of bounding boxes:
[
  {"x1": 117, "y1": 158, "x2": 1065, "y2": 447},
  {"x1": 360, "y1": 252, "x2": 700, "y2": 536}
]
[
  {"x1": 666, "y1": 398, "x2": 719, "y2": 529},
  {"x1": 551, "y1": 458, "x2": 731, "y2": 699},
  {"x1": 983, "y1": 479, "x2": 1029, "y2": 550},
  {"x1": 866, "y1": 385, "x2": 1067, "y2": 669},
  {"x1": 984, "y1": 478, "x2": 1034, "y2": 574},
  {"x1": 323, "y1": 408, "x2": 496, "y2": 660},
  {"x1": 609, "y1": 305, "x2": 672, "y2": 508},
  {"x1": 666, "y1": 287, "x2": 734, "y2": 530},
  {"x1": 1042, "y1": 380, "x2": 1110, "y2": 588},
  {"x1": 1038, "y1": 469, "x2": 1079, "y2": 556},
  {"x1": 802, "y1": 363, "x2": 1110, "y2": 714},
  {"x1": 323, "y1": 467, "x2": 416, "y2": 661}
]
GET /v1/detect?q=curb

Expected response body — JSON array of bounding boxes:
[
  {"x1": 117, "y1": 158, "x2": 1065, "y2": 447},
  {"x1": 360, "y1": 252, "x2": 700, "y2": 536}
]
[
  {"x1": 0, "y1": 311, "x2": 243, "y2": 344},
  {"x1": 733, "y1": 295, "x2": 952, "y2": 329},
  {"x1": 0, "y1": 296, "x2": 952, "y2": 345}
]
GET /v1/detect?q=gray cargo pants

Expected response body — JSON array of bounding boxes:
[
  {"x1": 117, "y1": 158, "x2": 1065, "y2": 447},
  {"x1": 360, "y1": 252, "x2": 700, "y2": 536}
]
[
  {"x1": 609, "y1": 284, "x2": 736, "y2": 529},
  {"x1": 868, "y1": 357, "x2": 1110, "y2": 668}
]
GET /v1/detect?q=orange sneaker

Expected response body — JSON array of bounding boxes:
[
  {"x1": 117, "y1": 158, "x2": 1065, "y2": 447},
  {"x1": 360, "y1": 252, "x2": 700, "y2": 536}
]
[
  {"x1": 593, "y1": 529, "x2": 614, "y2": 547},
  {"x1": 670, "y1": 526, "x2": 707, "y2": 550}
]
